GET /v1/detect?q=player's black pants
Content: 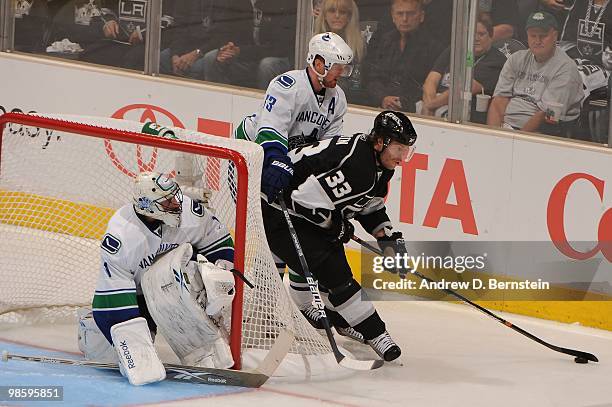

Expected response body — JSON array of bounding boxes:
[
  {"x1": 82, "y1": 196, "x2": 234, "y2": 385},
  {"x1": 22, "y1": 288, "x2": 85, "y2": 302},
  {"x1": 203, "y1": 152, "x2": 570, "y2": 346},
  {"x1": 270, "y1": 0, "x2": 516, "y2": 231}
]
[{"x1": 262, "y1": 200, "x2": 385, "y2": 340}]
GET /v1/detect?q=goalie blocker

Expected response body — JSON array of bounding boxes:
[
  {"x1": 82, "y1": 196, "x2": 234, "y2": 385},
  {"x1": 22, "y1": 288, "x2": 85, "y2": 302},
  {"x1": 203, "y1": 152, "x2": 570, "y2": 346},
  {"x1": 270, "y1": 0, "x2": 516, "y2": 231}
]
[{"x1": 79, "y1": 243, "x2": 236, "y2": 385}]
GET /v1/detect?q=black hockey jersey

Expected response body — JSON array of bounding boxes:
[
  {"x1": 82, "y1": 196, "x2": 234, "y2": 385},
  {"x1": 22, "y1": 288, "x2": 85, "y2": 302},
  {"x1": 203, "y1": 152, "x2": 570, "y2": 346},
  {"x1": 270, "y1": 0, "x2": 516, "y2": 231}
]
[{"x1": 278, "y1": 133, "x2": 394, "y2": 235}]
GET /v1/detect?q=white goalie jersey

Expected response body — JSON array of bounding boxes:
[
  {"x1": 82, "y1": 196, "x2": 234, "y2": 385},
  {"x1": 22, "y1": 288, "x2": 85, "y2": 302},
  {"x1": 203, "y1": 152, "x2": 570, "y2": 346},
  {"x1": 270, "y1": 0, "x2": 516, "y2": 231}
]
[
  {"x1": 92, "y1": 195, "x2": 234, "y2": 343},
  {"x1": 235, "y1": 69, "x2": 347, "y2": 153}
]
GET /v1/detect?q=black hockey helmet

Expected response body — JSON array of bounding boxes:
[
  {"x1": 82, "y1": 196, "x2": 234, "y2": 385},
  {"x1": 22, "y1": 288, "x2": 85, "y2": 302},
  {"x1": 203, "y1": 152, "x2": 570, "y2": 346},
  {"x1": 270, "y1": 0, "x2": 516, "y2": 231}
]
[{"x1": 371, "y1": 111, "x2": 417, "y2": 148}]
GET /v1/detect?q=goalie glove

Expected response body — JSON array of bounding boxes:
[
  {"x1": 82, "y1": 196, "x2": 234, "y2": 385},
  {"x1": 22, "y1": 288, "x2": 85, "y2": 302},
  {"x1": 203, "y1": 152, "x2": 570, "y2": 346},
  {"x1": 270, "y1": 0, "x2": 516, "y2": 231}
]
[
  {"x1": 376, "y1": 229, "x2": 410, "y2": 278},
  {"x1": 181, "y1": 186, "x2": 214, "y2": 213},
  {"x1": 196, "y1": 255, "x2": 235, "y2": 322}
]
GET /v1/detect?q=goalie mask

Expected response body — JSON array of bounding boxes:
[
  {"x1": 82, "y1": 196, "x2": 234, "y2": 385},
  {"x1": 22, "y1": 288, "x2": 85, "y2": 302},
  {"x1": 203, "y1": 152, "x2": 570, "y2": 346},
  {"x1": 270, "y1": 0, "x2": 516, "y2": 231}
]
[
  {"x1": 133, "y1": 172, "x2": 183, "y2": 227},
  {"x1": 306, "y1": 32, "x2": 354, "y2": 84}
]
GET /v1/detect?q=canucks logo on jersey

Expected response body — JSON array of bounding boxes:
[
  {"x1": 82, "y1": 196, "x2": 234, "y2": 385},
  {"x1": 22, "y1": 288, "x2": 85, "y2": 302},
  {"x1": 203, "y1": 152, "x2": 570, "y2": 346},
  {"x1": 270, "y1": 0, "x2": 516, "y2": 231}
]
[{"x1": 101, "y1": 234, "x2": 122, "y2": 254}]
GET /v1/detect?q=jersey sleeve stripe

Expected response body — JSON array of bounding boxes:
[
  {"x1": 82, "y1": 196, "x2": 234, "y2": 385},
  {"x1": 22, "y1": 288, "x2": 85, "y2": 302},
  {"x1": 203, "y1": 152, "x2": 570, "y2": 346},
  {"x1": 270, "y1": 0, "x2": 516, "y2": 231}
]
[
  {"x1": 198, "y1": 234, "x2": 234, "y2": 253},
  {"x1": 94, "y1": 288, "x2": 137, "y2": 295},
  {"x1": 235, "y1": 118, "x2": 251, "y2": 141},
  {"x1": 255, "y1": 128, "x2": 288, "y2": 149},
  {"x1": 199, "y1": 244, "x2": 235, "y2": 257},
  {"x1": 92, "y1": 291, "x2": 138, "y2": 309},
  {"x1": 92, "y1": 305, "x2": 140, "y2": 312},
  {"x1": 202, "y1": 248, "x2": 235, "y2": 264}
]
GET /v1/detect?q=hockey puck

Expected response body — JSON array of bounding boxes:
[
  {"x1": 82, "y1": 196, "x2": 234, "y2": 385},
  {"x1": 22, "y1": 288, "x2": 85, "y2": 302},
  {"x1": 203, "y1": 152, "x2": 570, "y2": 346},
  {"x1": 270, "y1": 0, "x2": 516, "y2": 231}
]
[{"x1": 574, "y1": 357, "x2": 588, "y2": 364}]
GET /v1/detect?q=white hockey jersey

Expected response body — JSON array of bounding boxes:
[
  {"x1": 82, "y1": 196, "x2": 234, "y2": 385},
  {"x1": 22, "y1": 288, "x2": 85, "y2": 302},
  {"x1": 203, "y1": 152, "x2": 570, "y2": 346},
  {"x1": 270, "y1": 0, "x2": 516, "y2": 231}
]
[
  {"x1": 92, "y1": 195, "x2": 233, "y2": 341},
  {"x1": 235, "y1": 69, "x2": 347, "y2": 153}
]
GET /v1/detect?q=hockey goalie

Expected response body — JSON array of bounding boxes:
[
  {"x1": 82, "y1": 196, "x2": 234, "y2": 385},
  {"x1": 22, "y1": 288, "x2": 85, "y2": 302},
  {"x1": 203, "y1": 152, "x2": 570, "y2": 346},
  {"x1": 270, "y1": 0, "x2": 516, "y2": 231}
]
[{"x1": 77, "y1": 171, "x2": 236, "y2": 385}]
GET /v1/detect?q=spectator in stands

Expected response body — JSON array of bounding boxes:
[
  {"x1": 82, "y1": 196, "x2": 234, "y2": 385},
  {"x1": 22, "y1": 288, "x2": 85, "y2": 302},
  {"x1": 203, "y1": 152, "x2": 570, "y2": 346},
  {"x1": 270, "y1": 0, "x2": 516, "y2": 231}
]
[
  {"x1": 316, "y1": 0, "x2": 390, "y2": 18},
  {"x1": 487, "y1": 12, "x2": 584, "y2": 135},
  {"x1": 420, "y1": 13, "x2": 506, "y2": 123},
  {"x1": 46, "y1": 0, "x2": 174, "y2": 70},
  {"x1": 362, "y1": 0, "x2": 444, "y2": 112},
  {"x1": 355, "y1": 0, "x2": 394, "y2": 38},
  {"x1": 537, "y1": 0, "x2": 570, "y2": 27},
  {"x1": 314, "y1": 0, "x2": 367, "y2": 103},
  {"x1": 160, "y1": 1, "x2": 244, "y2": 79},
  {"x1": 82, "y1": 0, "x2": 176, "y2": 70},
  {"x1": 315, "y1": 0, "x2": 365, "y2": 62},
  {"x1": 313, "y1": 0, "x2": 323, "y2": 16},
  {"x1": 45, "y1": 0, "x2": 106, "y2": 59},
  {"x1": 252, "y1": 0, "x2": 298, "y2": 89},
  {"x1": 197, "y1": 0, "x2": 255, "y2": 87},
  {"x1": 14, "y1": 0, "x2": 49, "y2": 53},
  {"x1": 478, "y1": 0, "x2": 520, "y2": 42},
  {"x1": 514, "y1": 0, "x2": 541, "y2": 44},
  {"x1": 559, "y1": 0, "x2": 612, "y2": 68},
  {"x1": 420, "y1": 0, "x2": 453, "y2": 47},
  {"x1": 419, "y1": 0, "x2": 518, "y2": 47}
]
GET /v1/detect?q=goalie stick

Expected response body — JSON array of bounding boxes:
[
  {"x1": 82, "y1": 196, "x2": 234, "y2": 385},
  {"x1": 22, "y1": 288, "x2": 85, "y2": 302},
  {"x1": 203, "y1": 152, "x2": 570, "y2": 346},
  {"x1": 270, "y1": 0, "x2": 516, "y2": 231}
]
[
  {"x1": 2, "y1": 329, "x2": 294, "y2": 388},
  {"x1": 352, "y1": 236, "x2": 599, "y2": 363},
  {"x1": 278, "y1": 195, "x2": 384, "y2": 371}
]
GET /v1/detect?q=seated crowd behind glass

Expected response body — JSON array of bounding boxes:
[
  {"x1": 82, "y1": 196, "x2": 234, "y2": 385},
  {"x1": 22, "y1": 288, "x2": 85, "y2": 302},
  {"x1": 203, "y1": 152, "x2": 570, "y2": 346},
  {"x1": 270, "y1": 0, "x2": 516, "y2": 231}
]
[{"x1": 9, "y1": 0, "x2": 612, "y2": 144}]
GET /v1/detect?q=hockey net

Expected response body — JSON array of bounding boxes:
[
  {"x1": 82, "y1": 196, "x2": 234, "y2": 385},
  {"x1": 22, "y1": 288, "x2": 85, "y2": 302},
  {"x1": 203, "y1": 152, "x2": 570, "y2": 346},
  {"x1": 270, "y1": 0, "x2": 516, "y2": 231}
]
[{"x1": 0, "y1": 112, "x2": 335, "y2": 374}]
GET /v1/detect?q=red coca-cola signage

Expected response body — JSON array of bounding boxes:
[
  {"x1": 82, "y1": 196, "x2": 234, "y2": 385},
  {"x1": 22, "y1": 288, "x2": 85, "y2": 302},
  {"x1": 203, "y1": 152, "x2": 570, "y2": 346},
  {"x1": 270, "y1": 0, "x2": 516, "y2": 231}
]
[{"x1": 547, "y1": 173, "x2": 612, "y2": 262}]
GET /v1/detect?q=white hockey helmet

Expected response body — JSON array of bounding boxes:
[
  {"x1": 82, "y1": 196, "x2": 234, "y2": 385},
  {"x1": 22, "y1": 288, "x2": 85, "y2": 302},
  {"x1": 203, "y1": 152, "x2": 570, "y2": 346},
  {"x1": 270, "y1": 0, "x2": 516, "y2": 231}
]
[
  {"x1": 133, "y1": 171, "x2": 183, "y2": 227},
  {"x1": 306, "y1": 32, "x2": 354, "y2": 79}
]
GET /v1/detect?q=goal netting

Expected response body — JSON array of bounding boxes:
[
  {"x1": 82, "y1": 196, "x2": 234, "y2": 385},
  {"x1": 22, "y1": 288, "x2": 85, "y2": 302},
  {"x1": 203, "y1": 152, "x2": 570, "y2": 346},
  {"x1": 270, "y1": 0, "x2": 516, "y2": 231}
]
[{"x1": 0, "y1": 112, "x2": 337, "y2": 375}]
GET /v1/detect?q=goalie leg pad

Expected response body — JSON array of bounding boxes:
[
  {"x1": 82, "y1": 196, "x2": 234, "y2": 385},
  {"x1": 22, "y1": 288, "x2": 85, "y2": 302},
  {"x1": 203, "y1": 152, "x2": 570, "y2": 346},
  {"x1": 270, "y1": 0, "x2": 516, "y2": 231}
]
[
  {"x1": 141, "y1": 243, "x2": 234, "y2": 369},
  {"x1": 77, "y1": 308, "x2": 118, "y2": 363},
  {"x1": 110, "y1": 317, "x2": 166, "y2": 386}
]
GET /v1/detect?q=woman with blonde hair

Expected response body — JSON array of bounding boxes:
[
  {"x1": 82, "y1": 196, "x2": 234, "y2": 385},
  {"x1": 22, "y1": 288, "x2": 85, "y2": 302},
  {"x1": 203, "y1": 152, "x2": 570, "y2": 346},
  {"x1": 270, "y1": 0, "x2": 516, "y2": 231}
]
[
  {"x1": 314, "y1": 0, "x2": 365, "y2": 62},
  {"x1": 313, "y1": 0, "x2": 366, "y2": 103}
]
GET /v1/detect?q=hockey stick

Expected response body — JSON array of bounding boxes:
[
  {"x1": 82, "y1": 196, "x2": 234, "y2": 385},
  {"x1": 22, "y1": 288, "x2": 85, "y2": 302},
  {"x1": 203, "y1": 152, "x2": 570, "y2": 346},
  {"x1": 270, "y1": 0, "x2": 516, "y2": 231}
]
[
  {"x1": 2, "y1": 329, "x2": 294, "y2": 388},
  {"x1": 353, "y1": 236, "x2": 599, "y2": 363},
  {"x1": 278, "y1": 195, "x2": 384, "y2": 370}
]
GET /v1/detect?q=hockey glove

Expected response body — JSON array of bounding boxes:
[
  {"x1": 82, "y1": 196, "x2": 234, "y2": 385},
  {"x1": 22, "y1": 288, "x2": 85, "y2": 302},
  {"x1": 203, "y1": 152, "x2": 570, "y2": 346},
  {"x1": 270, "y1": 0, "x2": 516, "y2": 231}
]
[
  {"x1": 329, "y1": 213, "x2": 355, "y2": 244},
  {"x1": 377, "y1": 231, "x2": 409, "y2": 278},
  {"x1": 261, "y1": 152, "x2": 294, "y2": 203}
]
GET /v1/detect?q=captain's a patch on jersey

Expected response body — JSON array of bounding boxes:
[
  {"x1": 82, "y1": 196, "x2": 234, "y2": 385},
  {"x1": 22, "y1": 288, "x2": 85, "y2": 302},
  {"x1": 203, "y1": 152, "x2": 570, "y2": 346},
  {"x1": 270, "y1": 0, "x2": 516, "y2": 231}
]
[
  {"x1": 275, "y1": 74, "x2": 296, "y2": 89},
  {"x1": 101, "y1": 233, "x2": 122, "y2": 254}
]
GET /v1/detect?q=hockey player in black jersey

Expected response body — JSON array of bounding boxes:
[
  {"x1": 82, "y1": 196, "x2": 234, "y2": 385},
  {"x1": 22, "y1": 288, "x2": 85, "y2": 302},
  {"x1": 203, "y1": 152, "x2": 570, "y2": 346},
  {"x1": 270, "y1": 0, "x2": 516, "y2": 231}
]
[{"x1": 262, "y1": 110, "x2": 417, "y2": 362}]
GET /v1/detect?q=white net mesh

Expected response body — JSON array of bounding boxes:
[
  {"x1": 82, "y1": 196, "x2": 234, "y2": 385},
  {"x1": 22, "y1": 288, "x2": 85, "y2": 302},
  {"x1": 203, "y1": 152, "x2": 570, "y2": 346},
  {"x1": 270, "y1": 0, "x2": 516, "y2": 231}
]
[{"x1": 0, "y1": 113, "x2": 331, "y2": 366}]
